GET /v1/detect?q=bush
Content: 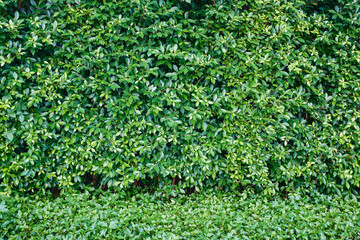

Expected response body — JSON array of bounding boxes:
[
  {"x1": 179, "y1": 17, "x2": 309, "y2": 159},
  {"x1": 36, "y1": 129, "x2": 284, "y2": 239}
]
[
  {"x1": 1, "y1": 192, "x2": 360, "y2": 239},
  {"x1": 1, "y1": 0, "x2": 360, "y2": 196}
]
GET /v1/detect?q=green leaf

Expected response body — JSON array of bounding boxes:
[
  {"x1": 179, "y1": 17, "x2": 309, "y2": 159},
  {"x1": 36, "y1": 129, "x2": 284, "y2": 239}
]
[{"x1": 4, "y1": 132, "x2": 14, "y2": 142}]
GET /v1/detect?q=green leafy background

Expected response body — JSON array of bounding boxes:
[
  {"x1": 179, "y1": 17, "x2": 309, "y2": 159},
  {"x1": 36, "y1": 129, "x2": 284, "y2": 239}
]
[
  {"x1": 1, "y1": 192, "x2": 360, "y2": 239},
  {"x1": 1, "y1": 0, "x2": 359, "y2": 196}
]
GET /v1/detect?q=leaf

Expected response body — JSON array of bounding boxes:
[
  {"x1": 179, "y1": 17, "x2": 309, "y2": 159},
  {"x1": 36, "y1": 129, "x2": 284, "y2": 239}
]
[
  {"x1": 53, "y1": 20, "x2": 58, "y2": 30},
  {"x1": 109, "y1": 221, "x2": 118, "y2": 229},
  {"x1": 202, "y1": 122, "x2": 208, "y2": 131},
  {"x1": 0, "y1": 201, "x2": 8, "y2": 213},
  {"x1": 4, "y1": 132, "x2": 14, "y2": 142}
]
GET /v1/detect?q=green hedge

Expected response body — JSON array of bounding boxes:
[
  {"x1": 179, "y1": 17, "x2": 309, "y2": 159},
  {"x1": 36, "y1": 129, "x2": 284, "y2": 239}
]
[
  {"x1": 1, "y1": 0, "x2": 360, "y2": 196},
  {"x1": 1, "y1": 192, "x2": 360, "y2": 239}
]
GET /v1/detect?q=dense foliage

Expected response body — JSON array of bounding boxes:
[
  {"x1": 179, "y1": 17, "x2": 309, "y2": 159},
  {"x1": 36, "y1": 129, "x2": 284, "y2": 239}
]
[
  {"x1": 1, "y1": 192, "x2": 360, "y2": 239},
  {"x1": 1, "y1": 0, "x2": 360, "y2": 196}
]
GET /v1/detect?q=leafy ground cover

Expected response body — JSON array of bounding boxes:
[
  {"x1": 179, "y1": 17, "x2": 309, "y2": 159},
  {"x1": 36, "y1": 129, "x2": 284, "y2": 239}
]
[{"x1": 1, "y1": 192, "x2": 359, "y2": 239}]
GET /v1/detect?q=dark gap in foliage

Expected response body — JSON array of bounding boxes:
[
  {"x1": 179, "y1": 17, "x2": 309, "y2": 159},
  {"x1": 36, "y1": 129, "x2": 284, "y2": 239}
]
[
  {"x1": 50, "y1": 186, "x2": 61, "y2": 197},
  {"x1": 83, "y1": 172, "x2": 99, "y2": 187},
  {"x1": 302, "y1": 0, "x2": 345, "y2": 15}
]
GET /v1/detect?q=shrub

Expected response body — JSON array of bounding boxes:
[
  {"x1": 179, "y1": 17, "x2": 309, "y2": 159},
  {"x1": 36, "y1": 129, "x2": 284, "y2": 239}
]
[
  {"x1": 1, "y1": 192, "x2": 360, "y2": 239},
  {"x1": 0, "y1": 0, "x2": 359, "y2": 196}
]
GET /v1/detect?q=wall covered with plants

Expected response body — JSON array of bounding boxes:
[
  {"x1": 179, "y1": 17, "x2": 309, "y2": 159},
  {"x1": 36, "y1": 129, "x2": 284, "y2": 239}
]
[{"x1": 0, "y1": 0, "x2": 359, "y2": 196}]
